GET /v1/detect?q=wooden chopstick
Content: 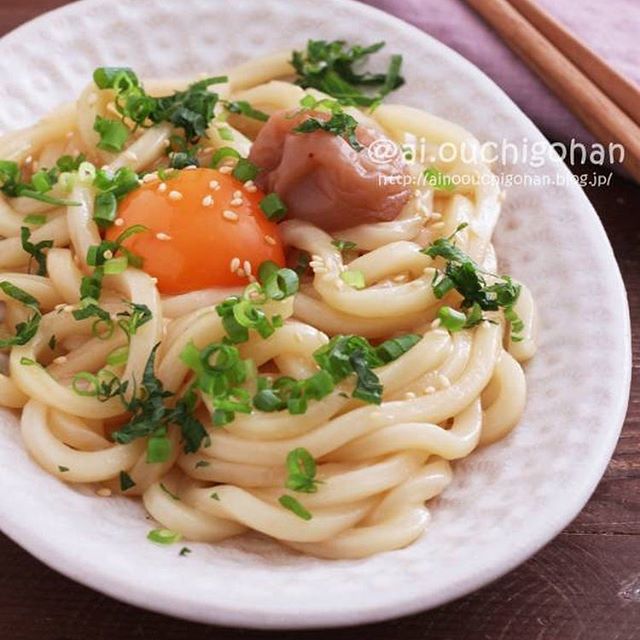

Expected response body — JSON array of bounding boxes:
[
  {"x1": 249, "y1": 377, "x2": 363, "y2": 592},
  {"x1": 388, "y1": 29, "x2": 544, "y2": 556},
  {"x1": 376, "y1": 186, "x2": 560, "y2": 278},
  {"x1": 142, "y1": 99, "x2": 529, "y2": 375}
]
[
  {"x1": 465, "y1": 0, "x2": 640, "y2": 182},
  {"x1": 507, "y1": 0, "x2": 640, "y2": 124}
]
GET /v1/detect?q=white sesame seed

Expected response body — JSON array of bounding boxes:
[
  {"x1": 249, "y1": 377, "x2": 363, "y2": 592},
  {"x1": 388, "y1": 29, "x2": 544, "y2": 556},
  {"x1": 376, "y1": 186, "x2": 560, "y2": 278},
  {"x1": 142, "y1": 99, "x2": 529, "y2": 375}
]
[
  {"x1": 63, "y1": 304, "x2": 74, "y2": 313},
  {"x1": 243, "y1": 260, "x2": 252, "y2": 276},
  {"x1": 438, "y1": 374, "x2": 451, "y2": 388},
  {"x1": 157, "y1": 183, "x2": 167, "y2": 193},
  {"x1": 202, "y1": 195, "x2": 214, "y2": 207},
  {"x1": 53, "y1": 356, "x2": 68, "y2": 365},
  {"x1": 219, "y1": 166, "x2": 232, "y2": 174},
  {"x1": 150, "y1": 277, "x2": 158, "y2": 285},
  {"x1": 96, "y1": 488, "x2": 112, "y2": 497},
  {"x1": 264, "y1": 235, "x2": 276, "y2": 246},
  {"x1": 243, "y1": 180, "x2": 254, "y2": 188},
  {"x1": 183, "y1": 165, "x2": 197, "y2": 171},
  {"x1": 233, "y1": 190, "x2": 242, "y2": 199},
  {"x1": 414, "y1": 189, "x2": 421, "y2": 197},
  {"x1": 163, "y1": 139, "x2": 171, "y2": 148},
  {"x1": 168, "y1": 190, "x2": 183, "y2": 201},
  {"x1": 244, "y1": 184, "x2": 257, "y2": 193},
  {"x1": 223, "y1": 210, "x2": 239, "y2": 222},
  {"x1": 142, "y1": 173, "x2": 157, "y2": 184},
  {"x1": 230, "y1": 257, "x2": 241, "y2": 273},
  {"x1": 114, "y1": 217, "x2": 124, "y2": 227},
  {"x1": 156, "y1": 232, "x2": 172, "y2": 241},
  {"x1": 208, "y1": 180, "x2": 220, "y2": 190},
  {"x1": 24, "y1": 155, "x2": 33, "y2": 165},
  {"x1": 424, "y1": 386, "x2": 436, "y2": 394},
  {"x1": 230, "y1": 197, "x2": 243, "y2": 207},
  {"x1": 103, "y1": 250, "x2": 114, "y2": 260},
  {"x1": 404, "y1": 391, "x2": 417, "y2": 400}
]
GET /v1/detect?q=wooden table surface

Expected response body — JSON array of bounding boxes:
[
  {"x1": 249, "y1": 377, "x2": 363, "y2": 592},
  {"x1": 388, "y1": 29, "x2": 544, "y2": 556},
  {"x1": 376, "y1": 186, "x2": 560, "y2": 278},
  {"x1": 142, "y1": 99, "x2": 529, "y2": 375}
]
[{"x1": 0, "y1": 2, "x2": 638, "y2": 639}]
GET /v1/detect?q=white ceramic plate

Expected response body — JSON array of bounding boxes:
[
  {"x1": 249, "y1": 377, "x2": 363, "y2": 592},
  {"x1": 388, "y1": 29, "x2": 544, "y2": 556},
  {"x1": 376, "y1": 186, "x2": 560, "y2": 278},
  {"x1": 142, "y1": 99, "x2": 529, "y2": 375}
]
[{"x1": 0, "y1": 0, "x2": 631, "y2": 629}]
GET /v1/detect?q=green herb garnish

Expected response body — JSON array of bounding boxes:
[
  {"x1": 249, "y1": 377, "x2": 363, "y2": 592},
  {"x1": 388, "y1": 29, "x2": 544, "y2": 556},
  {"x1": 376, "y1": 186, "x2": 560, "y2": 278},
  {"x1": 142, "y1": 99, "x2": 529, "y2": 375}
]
[
  {"x1": 119, "y1": 470, "x2": 136, "y2": 492},
  {"x1": 20, "y1": 226, "x2": 52, "y2": 276},
  {"x1": 294, "y1": 111, "x2": 363, "y2": 151},
  {"x1": 93, "y1": 67, "x2": 228, "y2": 143},
  {"x1": 331, "y1": 239, "x2": 357, "y2": 252},
  {"x1": 225, "y1": 100, "x2": 269, "y2": 122},
  {"x1": 0, "y1": 281, "x2": 41, "y2": 348},
  {"x1": 423, "y1": 226, "x2": 523, "y2": 340},
  {"x1": 291, "y1": 40, "x2": 404, "y2": 108}
]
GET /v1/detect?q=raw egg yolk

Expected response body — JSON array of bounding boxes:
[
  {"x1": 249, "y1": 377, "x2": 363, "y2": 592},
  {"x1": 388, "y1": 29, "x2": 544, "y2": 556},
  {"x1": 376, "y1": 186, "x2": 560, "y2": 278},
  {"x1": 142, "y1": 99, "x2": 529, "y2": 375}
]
[{"x1": 107, "y1": 168, "x2": 285, "y2": 294}]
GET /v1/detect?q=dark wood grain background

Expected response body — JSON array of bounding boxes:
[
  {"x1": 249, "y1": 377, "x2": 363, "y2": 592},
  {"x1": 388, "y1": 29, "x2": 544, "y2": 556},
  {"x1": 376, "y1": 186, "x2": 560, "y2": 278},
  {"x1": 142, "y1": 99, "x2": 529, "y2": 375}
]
[{"x1": 0, "y1": 2, "x2": 638, "y2": 639}]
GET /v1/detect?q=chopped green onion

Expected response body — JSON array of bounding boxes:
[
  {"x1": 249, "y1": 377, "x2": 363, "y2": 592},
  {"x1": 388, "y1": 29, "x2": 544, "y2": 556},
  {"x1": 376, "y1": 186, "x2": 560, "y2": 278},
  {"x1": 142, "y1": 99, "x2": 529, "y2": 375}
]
[
  {"x1": 210, "y1": 146, "x2": 240, "y2": 167},
  {"x1": 147, "y1": 528, "x2": 182, "y2": 545},
  {"x1": 278, "y1": 495, "x2": 312, "y2": 520},
  {"x1": 218, "y1": 127, "x2": 234, "y2": 141},
  {"x1": 232, "y1": 158, "x2": 259, "y2": 182},
  {"x1": 179, "y1": 547, "x2": 192, "y2": 557},
  {"x1": 340, "y1": 270, "x2": 366, "y2": 289},
  {"x1": 285, "y1": 448, "x2": 319, "y2": 493},
  {"x1": 375, "y1": 334, "x2": 422, "y2": 363},
  {"x1": 259, "y1": 193, "x2": 287, "y2": 221},
  {"x1": 23, "y1": 214, "x2": 47, "y2": 226},
  {"x1": 19, "y1": 357, "x2": 36, "y2": 366},
  {"x1": 93, "y1": 67, "x2": 138, "y2": 90},
  {"x1": 103, "y1": 256, "x2": 129, "y2": 274},
  {"x1": 106, "y1": 345, "x2": 129, "y2": 367},
  {"x1": 93, "y1": 116, "x2": 130, "y2": 152},
  {"x1": 437, "y1": 306, "x2": 467, "y2": 332},
  {"x1": 72, "y1": 372, "x2": 99, "y2": 397},
  {"x1": 258, "y1": 262, "x2": 299, "y2": 300},
  {"x1": 94, "y1": 192, "x2": 118, "y2": 228}
]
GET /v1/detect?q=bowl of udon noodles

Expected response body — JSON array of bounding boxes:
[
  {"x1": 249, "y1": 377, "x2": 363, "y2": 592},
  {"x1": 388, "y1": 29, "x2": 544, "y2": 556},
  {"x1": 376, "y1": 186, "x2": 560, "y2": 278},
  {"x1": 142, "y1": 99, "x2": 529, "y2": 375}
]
[{"x1": 0, "y1": 0, "x2": 629, "y2": 629}]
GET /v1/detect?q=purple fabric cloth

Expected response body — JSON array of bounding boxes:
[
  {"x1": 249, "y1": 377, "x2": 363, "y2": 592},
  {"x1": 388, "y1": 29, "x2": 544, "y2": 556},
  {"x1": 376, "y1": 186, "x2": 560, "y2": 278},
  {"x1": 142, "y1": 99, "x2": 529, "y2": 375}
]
[{"x1": 362, "y1": 0, "x2": 640, "y2": 144}]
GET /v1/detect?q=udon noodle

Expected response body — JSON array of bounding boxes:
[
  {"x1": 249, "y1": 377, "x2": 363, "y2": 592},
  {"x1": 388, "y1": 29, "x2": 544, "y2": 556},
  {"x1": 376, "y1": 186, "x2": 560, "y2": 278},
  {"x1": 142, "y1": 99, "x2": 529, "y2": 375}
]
[{"x1": 0, "y1": 47, "x2": 537, "y2": 558}]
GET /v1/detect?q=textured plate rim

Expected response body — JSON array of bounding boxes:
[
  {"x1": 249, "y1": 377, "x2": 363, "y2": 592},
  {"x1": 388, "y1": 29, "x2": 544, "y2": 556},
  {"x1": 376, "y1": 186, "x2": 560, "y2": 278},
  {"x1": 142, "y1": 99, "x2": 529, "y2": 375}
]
[{"x1": 0, "y1": 0, "x2": 632, "y2": 629}]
